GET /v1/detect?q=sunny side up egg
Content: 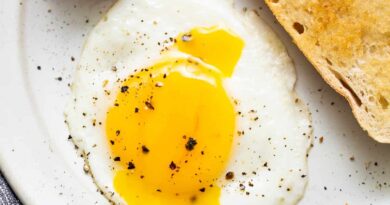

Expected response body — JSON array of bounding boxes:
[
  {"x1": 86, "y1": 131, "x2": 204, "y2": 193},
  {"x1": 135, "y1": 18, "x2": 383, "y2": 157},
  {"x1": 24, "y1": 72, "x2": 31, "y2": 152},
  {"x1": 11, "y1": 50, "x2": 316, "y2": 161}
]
[{"x1": 65, "y1": 0, "x2": 312, "y2": 205}]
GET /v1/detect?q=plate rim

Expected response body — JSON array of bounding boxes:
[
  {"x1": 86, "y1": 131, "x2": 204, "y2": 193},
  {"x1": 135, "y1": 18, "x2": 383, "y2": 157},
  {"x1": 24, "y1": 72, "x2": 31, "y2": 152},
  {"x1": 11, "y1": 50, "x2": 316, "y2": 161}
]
[{"x1": 0, "y1": 1, "x2": 108, "y2": 204}]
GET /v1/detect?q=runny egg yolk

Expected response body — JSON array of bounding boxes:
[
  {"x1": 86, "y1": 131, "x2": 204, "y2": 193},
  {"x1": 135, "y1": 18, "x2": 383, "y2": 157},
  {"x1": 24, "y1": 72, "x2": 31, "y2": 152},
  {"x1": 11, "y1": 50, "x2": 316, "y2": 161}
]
[
  {"x1": 105, "y1": 27, "x2": 244, "y2": 205},
  {"x1": 176, "y1": 26, "x2": 244, "y2": 77}
]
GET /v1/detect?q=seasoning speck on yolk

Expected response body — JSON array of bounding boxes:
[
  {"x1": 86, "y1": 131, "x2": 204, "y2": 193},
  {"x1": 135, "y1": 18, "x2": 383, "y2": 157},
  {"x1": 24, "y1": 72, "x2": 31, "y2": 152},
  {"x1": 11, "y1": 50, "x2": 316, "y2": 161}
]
[{"x1": 105, "y1": 27, "x2": 244, "y2": 205}]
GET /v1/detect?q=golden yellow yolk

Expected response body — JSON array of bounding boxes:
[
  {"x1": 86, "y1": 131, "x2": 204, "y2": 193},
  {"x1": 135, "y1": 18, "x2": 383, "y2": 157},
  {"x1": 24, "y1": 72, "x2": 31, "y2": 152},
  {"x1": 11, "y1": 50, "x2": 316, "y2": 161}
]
[
  {"x1": 105, "y1": 27, "x2": 244, "y2": 205},
  {"x1": 176, "y1": 26, "x2": 244, "y2": 77}
]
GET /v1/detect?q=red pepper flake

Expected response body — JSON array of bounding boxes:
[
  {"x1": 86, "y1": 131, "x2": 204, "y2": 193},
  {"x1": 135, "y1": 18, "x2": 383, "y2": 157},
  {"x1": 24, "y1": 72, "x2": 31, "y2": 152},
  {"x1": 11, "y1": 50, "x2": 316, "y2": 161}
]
[
  {"x1": 115, "y1": 130, "x2": 121, "y2": 136},
  {"x1": 319, "y1": 136, "x2": 324, "y2": 144},
  {"x1": 185, "y1": 137, "x2": 197, "y2": 151},
  {"x1": 134, "y1": 107, "x2": 139, "y2": 113},
  {"x1": 225, "y1": 171, "x2": 234, "y2": 180},
  {"x1": 114, "y1": 157, "x2": 121, "y2": 161},
  {"x1": 127, "y1": 162, "x2": 135, "y2": 170},
  {"x1": 169, "y1": 161, "x2": 177, "y2": 170},
  {"x1": 199, "y1": 187, "x2": 206, "y2": 192},
  {"x1": 110, "y1": 140, "x2": 115, "y2": 145}
]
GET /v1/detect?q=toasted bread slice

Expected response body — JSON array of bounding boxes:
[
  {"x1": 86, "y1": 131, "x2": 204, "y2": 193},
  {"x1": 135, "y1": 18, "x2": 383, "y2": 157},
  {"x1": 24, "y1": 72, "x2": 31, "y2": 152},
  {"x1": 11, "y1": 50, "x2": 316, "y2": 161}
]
[{"x1": 265, "y1": 0, "x2": 390, "y2": 142}]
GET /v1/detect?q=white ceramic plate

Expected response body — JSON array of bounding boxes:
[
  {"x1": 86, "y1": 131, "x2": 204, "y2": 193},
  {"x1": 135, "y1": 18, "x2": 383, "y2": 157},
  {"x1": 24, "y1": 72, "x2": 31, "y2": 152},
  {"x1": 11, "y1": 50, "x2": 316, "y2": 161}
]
[{"x1": 1, "y1": 0, "x2": 390, "y2": 204}]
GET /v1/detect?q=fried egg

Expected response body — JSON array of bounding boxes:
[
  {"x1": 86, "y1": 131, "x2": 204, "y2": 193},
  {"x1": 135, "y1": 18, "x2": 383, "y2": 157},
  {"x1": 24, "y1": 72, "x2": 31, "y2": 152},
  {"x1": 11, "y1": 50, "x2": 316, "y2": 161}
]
[{"x1": 65, "y1": 0, "x2": 312, "y2": 204}]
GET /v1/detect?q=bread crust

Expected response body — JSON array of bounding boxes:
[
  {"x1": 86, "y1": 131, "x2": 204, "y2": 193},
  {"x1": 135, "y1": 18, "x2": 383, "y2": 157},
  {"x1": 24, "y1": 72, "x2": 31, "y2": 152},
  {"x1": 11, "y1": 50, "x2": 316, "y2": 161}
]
[{"x1": 265, "y1": 0, "x2": 390, "y2": 142}]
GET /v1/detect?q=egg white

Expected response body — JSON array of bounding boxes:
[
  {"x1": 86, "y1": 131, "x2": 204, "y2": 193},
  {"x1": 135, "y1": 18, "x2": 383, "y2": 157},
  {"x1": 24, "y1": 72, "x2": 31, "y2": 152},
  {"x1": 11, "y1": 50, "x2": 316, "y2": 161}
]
[{"x1": 65, "y1": 0, "x2": 312, "y2": 204}]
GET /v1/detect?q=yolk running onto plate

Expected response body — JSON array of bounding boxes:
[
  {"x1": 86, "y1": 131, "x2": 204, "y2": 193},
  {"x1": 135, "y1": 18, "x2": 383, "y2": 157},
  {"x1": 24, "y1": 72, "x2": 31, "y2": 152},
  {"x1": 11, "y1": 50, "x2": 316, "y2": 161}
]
[{"x1": 105, "y1": 27, "x2": 244, "y2": 205}]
